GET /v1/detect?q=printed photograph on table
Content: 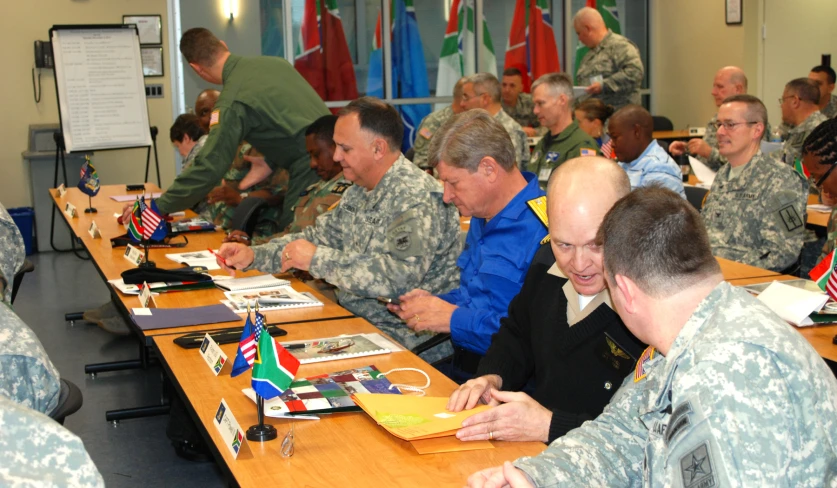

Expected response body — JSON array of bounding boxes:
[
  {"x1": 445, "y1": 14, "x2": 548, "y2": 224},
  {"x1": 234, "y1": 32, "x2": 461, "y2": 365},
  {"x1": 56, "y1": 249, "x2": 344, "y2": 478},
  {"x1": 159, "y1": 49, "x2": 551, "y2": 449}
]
[
  {"x1": 283, "y1": 334, "x2": 390, "y2": 363},
  {"x1": 247, "y1": 365, "x2": 400, "y2": 416}
]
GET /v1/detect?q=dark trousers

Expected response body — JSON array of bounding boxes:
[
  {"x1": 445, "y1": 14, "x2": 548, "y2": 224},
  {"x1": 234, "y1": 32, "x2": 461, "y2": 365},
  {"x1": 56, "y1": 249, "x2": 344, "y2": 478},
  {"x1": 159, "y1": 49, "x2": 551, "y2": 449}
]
[{"x1": 433, "y1": 345, "x2": 483, "y2": 385}]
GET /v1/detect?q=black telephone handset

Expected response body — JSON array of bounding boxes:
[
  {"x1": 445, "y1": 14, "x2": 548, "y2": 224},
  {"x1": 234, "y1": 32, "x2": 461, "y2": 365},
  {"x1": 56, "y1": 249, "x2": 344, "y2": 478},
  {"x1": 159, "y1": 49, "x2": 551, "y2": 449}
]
[{"x1": 34, "y1": 40, "x2": 53, "y2": 69}]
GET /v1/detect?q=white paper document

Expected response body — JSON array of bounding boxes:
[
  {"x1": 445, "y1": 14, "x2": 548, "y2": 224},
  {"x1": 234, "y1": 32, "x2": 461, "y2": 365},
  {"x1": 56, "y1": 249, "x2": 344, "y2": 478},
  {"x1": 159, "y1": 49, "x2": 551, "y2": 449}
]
[
  {"x1": 757, "y1": 281, "x2": 829, "y2": 327},
  {"x1": 688, "y1": 156, "x2": 716, "y2": 187},
  {"x1": 808, "y1": 204, "x2": 832, "y2": 213},
  {"x1": 110, "y1": 192, "x2": 162, "y2": 202}
]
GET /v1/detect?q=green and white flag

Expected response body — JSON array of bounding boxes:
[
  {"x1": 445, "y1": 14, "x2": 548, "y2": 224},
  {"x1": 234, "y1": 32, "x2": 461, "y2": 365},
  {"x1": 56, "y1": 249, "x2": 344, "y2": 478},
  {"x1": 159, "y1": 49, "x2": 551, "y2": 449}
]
[
  {"x1": 573, "y1": 0, "x2": 621, "y2": 82},
  {"x1": 436, "y1": 0, "x2": 496, "y2": 109}
]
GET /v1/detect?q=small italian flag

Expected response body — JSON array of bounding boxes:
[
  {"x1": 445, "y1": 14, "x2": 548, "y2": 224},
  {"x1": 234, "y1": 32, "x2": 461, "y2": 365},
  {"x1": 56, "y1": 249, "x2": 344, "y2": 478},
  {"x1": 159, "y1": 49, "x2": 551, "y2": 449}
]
[{"x1": 809, "y1": 249, "x2": 837, "y2": 299}]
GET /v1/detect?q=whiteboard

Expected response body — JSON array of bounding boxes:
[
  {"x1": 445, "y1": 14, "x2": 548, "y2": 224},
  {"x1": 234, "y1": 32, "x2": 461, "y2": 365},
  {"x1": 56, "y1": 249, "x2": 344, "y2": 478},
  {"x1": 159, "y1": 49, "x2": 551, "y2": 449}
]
[{"x1": 51, "y1": 25, "x2": 152, "y2": 152}]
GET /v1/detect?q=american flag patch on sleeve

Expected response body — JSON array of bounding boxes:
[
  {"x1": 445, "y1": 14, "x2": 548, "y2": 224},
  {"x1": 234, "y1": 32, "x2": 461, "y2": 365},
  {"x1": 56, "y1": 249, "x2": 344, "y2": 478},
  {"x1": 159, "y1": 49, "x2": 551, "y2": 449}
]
[
  {"x1": 580, "y1": 148, "x2": 597, "y2": 157},
  {"x1": 209, "y1": 109, "x2": 220, "y2": 127},
  {"x1": 634, "y1": 346, "x2": 656, "y2": 382}
]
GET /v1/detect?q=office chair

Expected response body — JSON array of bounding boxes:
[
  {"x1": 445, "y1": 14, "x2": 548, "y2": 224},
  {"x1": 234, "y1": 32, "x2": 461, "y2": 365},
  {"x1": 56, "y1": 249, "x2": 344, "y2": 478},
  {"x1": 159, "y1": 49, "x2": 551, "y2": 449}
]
[
  {"x1": 49, "y1": 378, "x2": 83, "y2": 425},
  {"x1": 228, "y1": 197, "x2": 267, "y2": 237},
  {"x1": 684, "y1": 186, "x2": 709, "y2": 212},
  {"x1": 11, "y1": 258, "x2": 35, "y2": 304},
  {"x1": 652, "y1": 116, "x2": 674, "y2": 132}
]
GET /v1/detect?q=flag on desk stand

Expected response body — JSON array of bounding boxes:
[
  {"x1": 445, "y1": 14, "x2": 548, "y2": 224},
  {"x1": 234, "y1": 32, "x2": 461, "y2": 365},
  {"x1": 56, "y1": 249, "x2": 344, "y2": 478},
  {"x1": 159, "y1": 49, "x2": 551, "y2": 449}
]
[
  {"x1": 810, "y1": 249, "x2": 837, "y2": 300},
  {"x1": 231, "y1": 312, "x2": 257, "y2": 377},
  {"x1": 127, "y1": 199, "x2": 143, "y2": 243},
  {"x1": 139, "y1": 197, "x2": 167, "y2": 241},
  {"x1": 793, "y1": 158, "x2": 811, "y2": 179},
  {"x1": 252, "y1": 327, "x2": 299, "y2": 399},
  {"x1": 77, "y1": 157, "x2": 100, "y2": 197}
]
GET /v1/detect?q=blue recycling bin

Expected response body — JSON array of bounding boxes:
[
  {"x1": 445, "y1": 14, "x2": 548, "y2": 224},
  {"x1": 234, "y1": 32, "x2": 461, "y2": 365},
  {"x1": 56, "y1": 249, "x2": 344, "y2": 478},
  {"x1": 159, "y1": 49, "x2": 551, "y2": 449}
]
[{"x1": 8, "y1": 207, "x2": 35, "y2": 255}]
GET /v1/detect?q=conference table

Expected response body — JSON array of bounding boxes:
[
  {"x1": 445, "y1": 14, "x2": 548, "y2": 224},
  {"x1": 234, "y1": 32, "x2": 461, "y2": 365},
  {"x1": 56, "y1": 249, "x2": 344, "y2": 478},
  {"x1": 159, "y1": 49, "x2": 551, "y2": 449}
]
[
  {"x1": 728, "y1": 274, "x2": 837, "y2": 362},
  {"x1": 808, "y1": 194, "x2": 831, "y2": 228},
  {"x1": 51, "y1": 183, "x2": 837, "y2": 486},
  {"x1": 50, "y1": 184, "x2": 355, "y2": 420}
]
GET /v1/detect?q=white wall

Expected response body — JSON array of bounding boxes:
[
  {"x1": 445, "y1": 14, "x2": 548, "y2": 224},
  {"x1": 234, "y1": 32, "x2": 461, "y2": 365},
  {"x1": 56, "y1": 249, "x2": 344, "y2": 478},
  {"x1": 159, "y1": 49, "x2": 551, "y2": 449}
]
[
  {"x1": 0, "y1": 0, "x2": 175, "y2": 209},
  {"x1": 178, "y1": 0, "x2": 263, "y2": 112},
  {"x1": 762, "y1": 0, "x2": 837, "y2": 126}
]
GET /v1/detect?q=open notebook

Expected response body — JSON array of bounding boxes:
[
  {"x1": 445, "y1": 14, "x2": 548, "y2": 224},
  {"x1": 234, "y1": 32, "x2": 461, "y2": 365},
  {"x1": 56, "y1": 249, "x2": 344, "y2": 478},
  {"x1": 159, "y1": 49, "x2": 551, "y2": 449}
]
[{"x1": 221, "y1": 285, "x2": 322, "y2": 313}]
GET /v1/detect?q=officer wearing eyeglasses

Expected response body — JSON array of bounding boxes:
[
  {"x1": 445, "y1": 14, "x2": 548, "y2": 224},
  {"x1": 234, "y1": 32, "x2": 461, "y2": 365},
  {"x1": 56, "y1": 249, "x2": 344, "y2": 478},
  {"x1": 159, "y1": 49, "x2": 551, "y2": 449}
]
[{"x1": 701, "y1": 95, "x2": 809, "y2": 273}]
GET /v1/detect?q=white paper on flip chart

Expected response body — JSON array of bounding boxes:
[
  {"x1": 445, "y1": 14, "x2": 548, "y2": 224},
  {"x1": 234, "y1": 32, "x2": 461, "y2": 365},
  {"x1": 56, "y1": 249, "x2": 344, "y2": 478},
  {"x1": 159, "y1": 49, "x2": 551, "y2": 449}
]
[{"x1": 756, "y1": 281, "x2": 829, "y2": 327}]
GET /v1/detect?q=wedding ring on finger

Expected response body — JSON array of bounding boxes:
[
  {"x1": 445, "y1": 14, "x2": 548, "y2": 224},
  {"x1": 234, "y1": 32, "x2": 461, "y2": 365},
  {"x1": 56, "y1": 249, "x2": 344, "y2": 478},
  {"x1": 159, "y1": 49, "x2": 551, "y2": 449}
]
[{"x1": 488, "y1": 431, "x2": 494, "y2": 441}]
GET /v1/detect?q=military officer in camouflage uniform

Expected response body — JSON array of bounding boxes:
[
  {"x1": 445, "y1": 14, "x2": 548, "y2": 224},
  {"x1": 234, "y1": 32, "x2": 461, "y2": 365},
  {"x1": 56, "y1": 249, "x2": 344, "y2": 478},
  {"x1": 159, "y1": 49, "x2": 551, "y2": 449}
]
[
  {"x1": 573, "y1": 7, "x2": 644, "y2": 109},
  {"x1": 810, "y1": 65, "x2": 837, "y2": 119},
  {"x1": 0, "y1": 394, "x2": 103, "y2": 487},
  {"x1": 217, "y1": 98, "x2": 461, "y2": 361},
  {"x1": 780, "y1": 78, "x2": 829, "y2": 168},
  {"x1": 153, "y1": 28, "x2": 327, "y2": 230},
  {"x1": 528, "y1": 73, "x2": 600, "y2": 184},
  {"x1": 0, "y1": 302, "x2": 60, "y2": 415},
  {"x1": 501, "y1": 68, "x2": 539, "y2": 136},
  {"x1": 702, "y1": 95, "x2": 808, "y2": 272},
  {"x1": 0, "y1": 204, "x2": 24, "y2": 305},
  {"x1": 227, "y1": 115, "x2": 350, "y2": 245},
  {"x1": 412, "y1": 78, "x2": 466, "y2": 169},
  {"x1": 468, "y1": 187, "x2": 837, "y2": 488},
  {"x1": 670, "y1": 67, "x2": 750, "y2": 171},
  {"x1": 460, "y1": 73, "x2": 529, "y2": 169}
]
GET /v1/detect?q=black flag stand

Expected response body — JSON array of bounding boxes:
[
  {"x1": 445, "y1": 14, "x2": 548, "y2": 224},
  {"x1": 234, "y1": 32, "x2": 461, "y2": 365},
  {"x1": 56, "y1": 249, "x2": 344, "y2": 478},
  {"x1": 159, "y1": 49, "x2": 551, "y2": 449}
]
[
  {"x1": 139, "y1": 236, "x2": 156, "y2": 268},
  {"x1": 84, "y1": 194, "x2": 97, "y2": 214},
  {"x1": 246, "y1": 395, "x2": 277, "y2": 442}
]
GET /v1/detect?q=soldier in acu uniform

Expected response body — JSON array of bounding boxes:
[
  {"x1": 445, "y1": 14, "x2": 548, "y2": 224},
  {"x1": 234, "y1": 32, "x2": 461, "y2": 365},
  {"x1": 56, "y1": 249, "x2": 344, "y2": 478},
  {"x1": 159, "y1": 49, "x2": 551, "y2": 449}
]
[
  {"x1": 701, "y1": 95, "x2": 808, "y2": 272},
  {"x1": 412, "y1": 77, "x2": 467, "y2": 169},
  {"x1": 217, "y1": 98, "x2": 461, "y2": 362},
  {"x1": 467, "y1": 187, "x2": 837, "y2": 488}
]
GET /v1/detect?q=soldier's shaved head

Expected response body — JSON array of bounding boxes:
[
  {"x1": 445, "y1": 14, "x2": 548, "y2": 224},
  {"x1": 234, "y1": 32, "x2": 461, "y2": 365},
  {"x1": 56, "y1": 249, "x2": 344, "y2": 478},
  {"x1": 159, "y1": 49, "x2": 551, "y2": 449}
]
[
  {"x1": 547, "y1": 157, "x2": 630, "y2": 207},
  {"x1": 717, "y1": 66, "x2": 748, "y2": 91},
  {"x1": 573, "y1": 7, "x2": 605, "y2": 29},
  {"x1": 546, "y1": 157, "x2": 630, "y2": 296}
]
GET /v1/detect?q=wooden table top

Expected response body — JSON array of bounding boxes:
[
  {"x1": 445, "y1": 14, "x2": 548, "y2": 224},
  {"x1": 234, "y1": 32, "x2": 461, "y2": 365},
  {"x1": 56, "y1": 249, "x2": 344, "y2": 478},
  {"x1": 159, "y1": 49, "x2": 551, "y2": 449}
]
[
  {"x1": 154, "y1": 318, "x2": 545, "y2": 487},
  {"x1": 807, "y1": 194, "x2": 831, "y2": 228},
  {"x1": 51, "y1": 184, "x2": 353, "y2": 338},
  {"x1": 728, "y1": 275, "x2": 837, "y2": 362},
  {"x1": 653, "y1": 130, "x2": 692, "y2": 140},
  {"x1": 717, "y1": 257, "x2": 779, "y2": 280}
]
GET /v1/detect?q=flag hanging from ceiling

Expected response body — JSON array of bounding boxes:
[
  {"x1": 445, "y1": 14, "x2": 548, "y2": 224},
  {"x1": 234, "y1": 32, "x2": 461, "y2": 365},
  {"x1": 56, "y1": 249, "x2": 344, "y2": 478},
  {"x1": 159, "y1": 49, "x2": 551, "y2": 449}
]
[
  {"x1": 573, "y1": 0, "x2": 621, "y2": 82},
  {"x1": 504, "y1": 0, "x2": 560, "y2": 92},
  {"x1": 436, "y1": 0, "x2": 497, "y2": 107},
  {"x1": 294, "y1": 0, "x2": 359, "y2": 108},
  {"x1": 367, "y1": 0, "x2": 431, "y2": 152}
]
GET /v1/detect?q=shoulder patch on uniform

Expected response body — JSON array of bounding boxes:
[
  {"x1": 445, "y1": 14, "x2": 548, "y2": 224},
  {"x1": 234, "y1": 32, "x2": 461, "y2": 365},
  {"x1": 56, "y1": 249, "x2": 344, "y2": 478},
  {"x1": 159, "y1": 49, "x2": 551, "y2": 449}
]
[
  {"x1": 778, "y1": 205, "x2": 803, "y2": 232},
  {"x1": 209, "y1": 109, "x2": 220, "y2": 128},
  {"x1": 526, "y1": 196, "x2": 549, "y2": 229},
  {"x1": 419, "y1": 127, "x2": 433, "y2": 140},
  {"x1": 331, "y1": 182, "x2": 352, "y2": 195},
  {"x1": 634, "y1": 346, "x2": 656, "y2": 383},
  {"x1": 546, "y1": 151, "x2": 560, "y2": 163},
  {"x1": 680, "y1": 442, "x2": 716, "y2": 488},
  {"x1": 580, "y1": 148, "x2": 597, "y2": 156},
  {"x1": 540, "y1": 235, "x2": 551, "y2": 245}
]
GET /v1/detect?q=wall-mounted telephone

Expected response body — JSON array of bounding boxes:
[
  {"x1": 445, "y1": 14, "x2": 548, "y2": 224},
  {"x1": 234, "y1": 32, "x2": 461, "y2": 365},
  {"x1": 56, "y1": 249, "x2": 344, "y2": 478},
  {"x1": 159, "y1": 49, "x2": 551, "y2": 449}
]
[{"x1": 34, "y1": 40, "x2": 53, "y2": 69}]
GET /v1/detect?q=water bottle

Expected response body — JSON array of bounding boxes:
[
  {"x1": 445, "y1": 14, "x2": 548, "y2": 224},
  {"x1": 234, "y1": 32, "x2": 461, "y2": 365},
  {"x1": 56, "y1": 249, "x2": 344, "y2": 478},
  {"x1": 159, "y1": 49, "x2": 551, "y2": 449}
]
[{"x1": 771, "y1": 127, "x2": 782, "y2": 143}]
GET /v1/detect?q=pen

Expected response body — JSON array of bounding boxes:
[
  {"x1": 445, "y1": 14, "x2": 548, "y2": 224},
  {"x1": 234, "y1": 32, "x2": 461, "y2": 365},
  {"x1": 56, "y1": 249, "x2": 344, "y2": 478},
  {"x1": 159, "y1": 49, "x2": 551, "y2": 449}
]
[
  {"x1": 283, "y1": 343, "x2": 307, "y2": 350},
  {"x1": 207, "y1": 248, "x2": 228, "y2": 266}
]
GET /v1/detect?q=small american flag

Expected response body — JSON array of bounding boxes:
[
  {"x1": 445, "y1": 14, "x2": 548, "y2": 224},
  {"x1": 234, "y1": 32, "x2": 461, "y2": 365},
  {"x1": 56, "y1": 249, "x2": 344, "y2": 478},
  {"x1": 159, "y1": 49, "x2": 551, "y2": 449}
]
[
  {"x1": 254, "y1": 310, "x2": 266, "y2": 342},
  {"x1": 633, "y1": 346, "x2": 656, "y2": 383},
  {"x1": 139, "y1": 198, "x2": 162, "y2": 240},
  {"x1": 209, "y1": 109, "x2": 220, "y2": 127},
  {"x1": 601, "y1": 140, "x2": 614, "y2": 159}
]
